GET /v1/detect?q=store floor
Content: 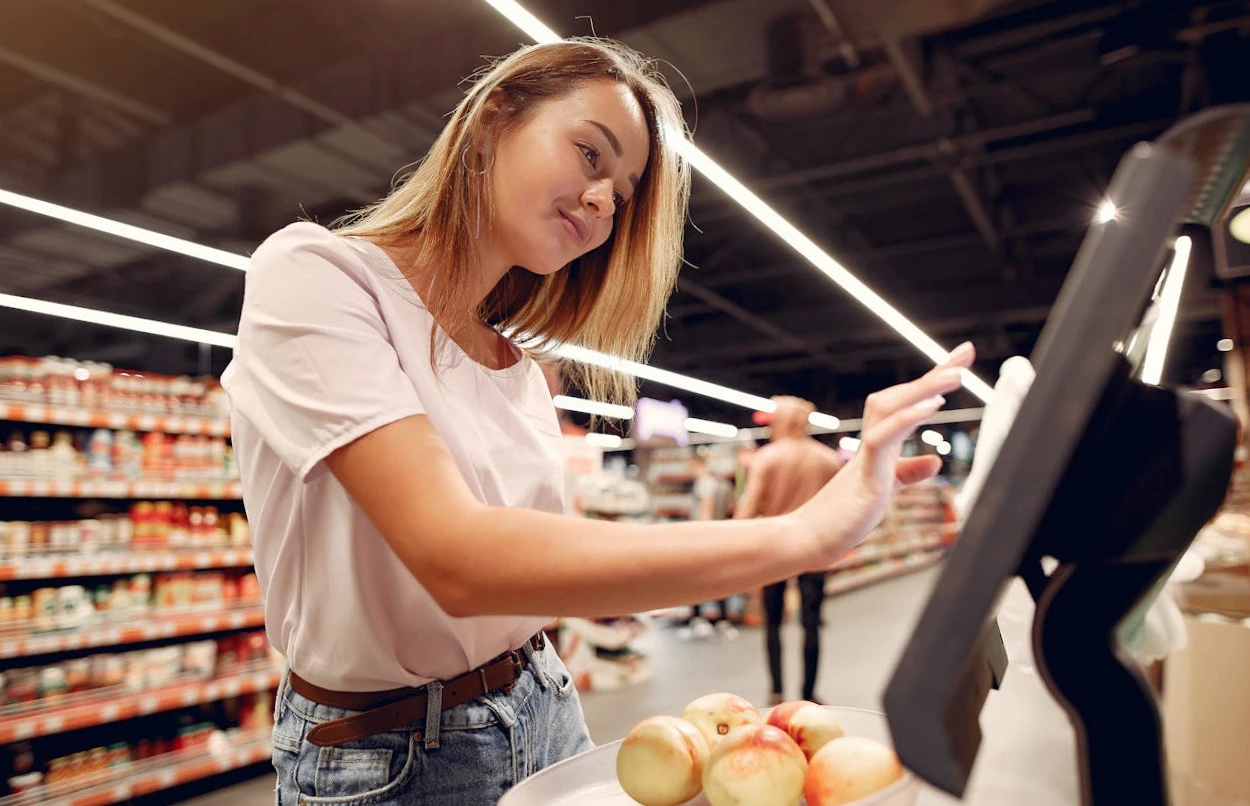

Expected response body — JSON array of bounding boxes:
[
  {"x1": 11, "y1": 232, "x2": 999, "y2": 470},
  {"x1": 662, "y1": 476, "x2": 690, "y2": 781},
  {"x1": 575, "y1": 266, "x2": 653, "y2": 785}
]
[{"x1": 182, "y1": 566, "x2": 954, "y2": 805}]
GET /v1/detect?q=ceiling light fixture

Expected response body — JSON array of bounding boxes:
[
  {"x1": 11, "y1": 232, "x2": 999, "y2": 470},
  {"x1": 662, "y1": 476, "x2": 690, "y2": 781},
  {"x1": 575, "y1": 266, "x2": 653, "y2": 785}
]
[
  {"x1": 0, "y1": 188, "x2": 250, "y2": 271},
  {"x1": 552, "y1": 394, "x2": 634, "y2": 419},
  {"x1": 1231, "y1": 207, "x2": 1250, "y2": 245},
  {"x1": 585, "y1": 433, "x2": 624, "y2": 449},
  {"x1": 0, "y1": 292, "x2": 239, "y2": 348},
  {"x1": 1140, "y1": 235, "x2": 1193, "y2": 386},
  {"x1": 684, "y1": 417, "x2": 739, "y2": 439},
  {"x1": 480, "y1": 0, "x2": 994, "y2": 404},
  {"x1": 1095, "y1": 198, "x2": 1120, "y2": 224}
]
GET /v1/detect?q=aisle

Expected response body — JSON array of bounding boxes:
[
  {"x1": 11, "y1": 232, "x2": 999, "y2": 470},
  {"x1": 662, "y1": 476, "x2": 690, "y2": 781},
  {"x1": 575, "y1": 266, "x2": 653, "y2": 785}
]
[{"x1": 179, "y1": 566, "x2": 944, "y2": 805}]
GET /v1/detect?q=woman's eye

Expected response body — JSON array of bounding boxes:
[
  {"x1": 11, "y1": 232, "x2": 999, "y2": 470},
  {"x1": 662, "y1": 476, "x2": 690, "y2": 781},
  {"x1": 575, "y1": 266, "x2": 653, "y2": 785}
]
[
  {"x1": 580, "y1": 145, "x2": 599, "y2": 166},
  {"x1": 613, "y1": 192, "x2": 625, "y2": 209}
]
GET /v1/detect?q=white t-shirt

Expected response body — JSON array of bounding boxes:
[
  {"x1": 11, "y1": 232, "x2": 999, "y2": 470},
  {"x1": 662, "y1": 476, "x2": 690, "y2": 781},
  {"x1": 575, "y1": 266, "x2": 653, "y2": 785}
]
[{"x1": 222, "y1": 222, "x2": 564, "y2": 692}]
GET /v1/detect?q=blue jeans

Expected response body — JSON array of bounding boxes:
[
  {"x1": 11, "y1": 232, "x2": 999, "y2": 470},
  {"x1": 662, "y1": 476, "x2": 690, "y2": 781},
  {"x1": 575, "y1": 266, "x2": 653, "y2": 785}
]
[{"x1": 271, "y1": 640, "x2": 594, "y2": 804}]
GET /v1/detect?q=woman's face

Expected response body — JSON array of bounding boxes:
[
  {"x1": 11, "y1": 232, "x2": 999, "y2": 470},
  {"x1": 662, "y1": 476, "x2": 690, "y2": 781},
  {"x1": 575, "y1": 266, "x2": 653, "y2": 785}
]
[{"x1": 488, "y1": 79, "x2": 651, "y2": 275}]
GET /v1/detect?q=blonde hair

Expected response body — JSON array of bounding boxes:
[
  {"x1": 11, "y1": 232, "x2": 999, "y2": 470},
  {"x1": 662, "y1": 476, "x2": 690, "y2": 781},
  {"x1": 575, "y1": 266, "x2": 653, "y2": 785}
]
[{"x1": 334, "y1": 38, "x2": 691, "y2": 405}]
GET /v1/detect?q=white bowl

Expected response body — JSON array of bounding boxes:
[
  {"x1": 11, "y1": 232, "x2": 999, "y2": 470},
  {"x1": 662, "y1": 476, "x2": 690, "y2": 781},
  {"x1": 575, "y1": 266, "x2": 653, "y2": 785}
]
[{"x1": 500, "y1": 705, "x2": 919, "y2": 806}]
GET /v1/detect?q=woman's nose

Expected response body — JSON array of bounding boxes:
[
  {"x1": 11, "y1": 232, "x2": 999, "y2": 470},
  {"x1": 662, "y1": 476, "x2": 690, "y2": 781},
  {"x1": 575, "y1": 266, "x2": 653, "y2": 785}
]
[{"x1": 583, "y1": 179, "x2": 615, "y2": 219}]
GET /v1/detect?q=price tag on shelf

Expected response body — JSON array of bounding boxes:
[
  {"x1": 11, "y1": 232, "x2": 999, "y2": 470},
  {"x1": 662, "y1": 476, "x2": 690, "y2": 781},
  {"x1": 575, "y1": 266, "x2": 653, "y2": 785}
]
[
  {"x1": 160, "y1": 769, "x2": 178, "y2": 788},
  {"x1": 202, "y1": 616, "x2": 220, "y2": 633},
  {"x1": 230, "y1": 612, "x2": 247, "y2": 629},
  {"x1": 28, "y1": 481, "x2": 50, "y2": 497},
  {"x1": 65, "y1": 634, "x2": 83, "y2": 650},
  {"x1": 194, "y1": 552, "x2": 211, "y2": 568},
  {"x1": 139, "y1": 696, "x2": 159, "y2": 714},
  {"x1": 138, "y1": 415, "x2": 158, "y2": 431},
  {"x1": 0, "y1": 641, "x2": 16, "y2": 658},
  {"x1": 104, "y1": 628, "x2": 122, "y2": 646},
  {"x1": 113, "y1": 784, "x2": 133, "y2": 801},
  {"x1": 184, "y1": 689, "x2": 201, "y2": 706},
  {"x1": 168, "y1": 417, "x2": 186, "y2": 433},
  {"x1": 223, "y1": 679, "x2": 241, "y2": 698},
  {"x1": 107, "y1": 413, "x2": 126, "y2": 428},
  {"x1": 42, "y1": 716, "x2": 64, "y2": 734},
  {"x1": 103, "y1": 481, "x2": 127, "y2": 497},
  {"x1": 101, "y1": 704, "x2": 121, "y2": 722},
  {"x1": 14, "y1": 721, "x2": 34, "y2": 740}
]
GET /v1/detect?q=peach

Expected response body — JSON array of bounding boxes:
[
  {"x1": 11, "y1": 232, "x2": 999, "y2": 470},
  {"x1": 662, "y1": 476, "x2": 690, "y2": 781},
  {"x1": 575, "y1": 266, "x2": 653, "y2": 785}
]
[
  {"x1": 765, "y1": 700, "x2": 845, "y2": 760},
  {"x1": 681, "y1": 692, "x2": 762, "y2": 751},
  {"x1": 615, "y1": 715, "x2": 710, "y2": 806},
  {"x1": 804, "y1": 736, "x2": 905, "y2": 806},
  {"x1": 702, "y1": 724, "x2": 807, "y2": 806}
]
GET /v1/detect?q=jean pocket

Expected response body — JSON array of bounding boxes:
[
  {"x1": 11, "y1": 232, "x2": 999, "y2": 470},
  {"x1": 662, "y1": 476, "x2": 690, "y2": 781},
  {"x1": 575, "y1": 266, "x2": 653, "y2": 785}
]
[
  {"x1": 542, "y1": 653, "x2": 577, "y2": 701},
  {"x1": 300, "y1": 732, "x2": 418, "y2": 805}
]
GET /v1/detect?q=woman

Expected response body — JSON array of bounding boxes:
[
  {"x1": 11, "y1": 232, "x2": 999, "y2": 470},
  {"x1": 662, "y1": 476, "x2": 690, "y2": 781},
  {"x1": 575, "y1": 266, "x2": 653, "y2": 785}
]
[{"x1": 222, "y1": 38, "x2": 973, "y2": 804}]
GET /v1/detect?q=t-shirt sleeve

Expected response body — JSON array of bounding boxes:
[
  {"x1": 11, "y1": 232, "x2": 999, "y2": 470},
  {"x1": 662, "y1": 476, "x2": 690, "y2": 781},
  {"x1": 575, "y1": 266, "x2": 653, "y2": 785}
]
[{"x1": 227, "y1": 223, "x2": 426, "y2": 481}]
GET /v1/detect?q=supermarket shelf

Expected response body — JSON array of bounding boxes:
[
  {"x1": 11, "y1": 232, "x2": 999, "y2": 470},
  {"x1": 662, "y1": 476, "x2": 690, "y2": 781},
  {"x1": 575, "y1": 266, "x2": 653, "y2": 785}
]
[
  {"x1": 0, "y1": 606, "x2": 265, "y2": 660},
  {"x1": 0, "y1": 549, "x2": 254, "y2": 581},
  {"x1": 0, "y1": 402, "x2": 229, "y2": 437},
  {"x1": 826, "y1": 550, "x2": 946, "y2": 598},
  {"x1": 0, "y1": 479, "x2": 242, "y2": 500},
  {"x1": 0, "y1": 665, "x2": 281, "y2": 743},
  {"x1": 832, "y1": 534, "x2": 947, "y2": 573},
  {"x1": 1, "y1": 731, "x2": 272, "y2": 806}
]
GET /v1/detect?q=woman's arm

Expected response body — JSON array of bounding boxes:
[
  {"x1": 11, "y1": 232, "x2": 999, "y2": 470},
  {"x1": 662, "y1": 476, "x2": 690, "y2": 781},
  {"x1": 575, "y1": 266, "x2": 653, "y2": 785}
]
[
  {"x1": 327, "y1": 415, "x2": 811, "y2": 618},
  {"x1": 327, "y1": 349, "x2": 971, "y2": 619}
]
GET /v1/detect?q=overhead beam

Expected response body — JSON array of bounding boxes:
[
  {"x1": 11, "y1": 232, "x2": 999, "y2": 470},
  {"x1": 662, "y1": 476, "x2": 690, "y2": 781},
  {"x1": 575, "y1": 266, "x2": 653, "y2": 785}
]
[
  {"x1": 0, "y1": 45, "x2": 169, "y2": 126},
  {"x1": 676, "y1": 276, "x2": 842, "y2": 367}
]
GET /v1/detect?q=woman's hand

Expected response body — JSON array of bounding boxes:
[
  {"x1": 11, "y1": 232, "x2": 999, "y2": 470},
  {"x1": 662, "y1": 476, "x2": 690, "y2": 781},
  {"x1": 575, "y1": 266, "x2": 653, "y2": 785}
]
[{"x1": 790, "y1": 342, "x2": 976, "y2": 565}]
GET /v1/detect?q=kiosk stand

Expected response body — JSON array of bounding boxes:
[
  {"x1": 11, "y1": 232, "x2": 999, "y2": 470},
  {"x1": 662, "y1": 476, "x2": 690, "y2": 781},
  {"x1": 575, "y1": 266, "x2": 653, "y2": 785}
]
[{"x1": 885, "y1": 105, "x2": 1250, "y2": 806}]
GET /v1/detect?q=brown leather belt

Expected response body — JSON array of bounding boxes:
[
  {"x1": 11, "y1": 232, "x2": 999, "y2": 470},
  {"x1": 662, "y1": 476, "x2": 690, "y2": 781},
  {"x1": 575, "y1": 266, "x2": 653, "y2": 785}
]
[{"x1": 291, "y1": 632, "x2": 546, "y2": 747}]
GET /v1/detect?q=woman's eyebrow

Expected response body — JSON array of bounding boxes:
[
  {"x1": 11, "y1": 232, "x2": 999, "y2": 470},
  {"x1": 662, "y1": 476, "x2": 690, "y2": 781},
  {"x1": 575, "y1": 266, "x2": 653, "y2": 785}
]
[{"x1": 584, "y1": 119, "x2": 639, "y2": 197}]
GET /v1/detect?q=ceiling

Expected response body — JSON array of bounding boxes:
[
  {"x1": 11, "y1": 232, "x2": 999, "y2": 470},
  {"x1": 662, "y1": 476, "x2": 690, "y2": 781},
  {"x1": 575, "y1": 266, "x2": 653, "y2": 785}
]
[{"x1": 0, "y1": 0, "x2": 1247, "y2": 427}]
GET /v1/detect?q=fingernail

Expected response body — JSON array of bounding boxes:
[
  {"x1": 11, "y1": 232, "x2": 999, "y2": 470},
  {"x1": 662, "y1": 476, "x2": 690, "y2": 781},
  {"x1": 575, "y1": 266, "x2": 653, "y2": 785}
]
[
  {"x1": 948, "y1": 341, "x2": 974, "y2": 361},
  {"x1": 938, "y1": 368, "x2": 964, "y2": 384},
  {"x1": 913, "y1": 395, "x2": 945, "y2": 413}
]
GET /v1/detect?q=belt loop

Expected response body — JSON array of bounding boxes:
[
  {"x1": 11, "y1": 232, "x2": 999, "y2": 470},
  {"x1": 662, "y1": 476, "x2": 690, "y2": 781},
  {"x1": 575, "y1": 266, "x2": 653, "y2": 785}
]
[
  {"x1": 423, "y1": 681, "x2": 443, "y2": 750},
  {"x1": 275, "y1": 669, "x2": 290, "y2": 720},
  {"x1": 521, "y1": 638, "x2": 546, "y2": 690}
]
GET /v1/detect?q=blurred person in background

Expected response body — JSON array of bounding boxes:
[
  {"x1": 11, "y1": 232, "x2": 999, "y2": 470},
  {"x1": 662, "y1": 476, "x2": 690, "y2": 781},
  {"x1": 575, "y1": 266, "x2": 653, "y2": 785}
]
[{"x1": 735, "y1": 396, "x2": 845, "y2": 705}]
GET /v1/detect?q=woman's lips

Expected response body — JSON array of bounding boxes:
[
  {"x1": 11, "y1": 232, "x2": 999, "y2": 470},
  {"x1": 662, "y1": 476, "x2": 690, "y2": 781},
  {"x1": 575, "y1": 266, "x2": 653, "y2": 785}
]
[{"x1": 559, "y1": 211, "x2": 589, "y2": 246}]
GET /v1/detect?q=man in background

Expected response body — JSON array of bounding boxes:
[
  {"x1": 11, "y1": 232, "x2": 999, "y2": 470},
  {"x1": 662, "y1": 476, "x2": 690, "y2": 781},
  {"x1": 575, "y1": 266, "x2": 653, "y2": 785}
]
[{"x1": 735, "y1": 396, "x2": 844, "y2": 705}]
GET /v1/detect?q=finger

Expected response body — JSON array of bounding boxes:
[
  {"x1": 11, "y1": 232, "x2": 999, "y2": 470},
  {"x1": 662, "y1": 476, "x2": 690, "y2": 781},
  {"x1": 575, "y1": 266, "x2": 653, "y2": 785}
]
[
  {"x1": 896, "y1": 455, "x2": 942, "y2": 486},
  {"x1": 860, "y1": 395, "x2": 945, "y2": 460},
  {"x1": 862, "y1": 369, "x2": 961, "y2": 432},
  {"x1": 941, "y1": 341, "x2": 975, "y2": 370}
]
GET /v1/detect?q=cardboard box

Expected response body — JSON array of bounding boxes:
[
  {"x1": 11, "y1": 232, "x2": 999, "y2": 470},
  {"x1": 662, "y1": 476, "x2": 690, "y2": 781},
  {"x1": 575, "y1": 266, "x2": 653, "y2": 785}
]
[{"x1": 1163, "y1": 615, "x2": 1250, "y2": 804}]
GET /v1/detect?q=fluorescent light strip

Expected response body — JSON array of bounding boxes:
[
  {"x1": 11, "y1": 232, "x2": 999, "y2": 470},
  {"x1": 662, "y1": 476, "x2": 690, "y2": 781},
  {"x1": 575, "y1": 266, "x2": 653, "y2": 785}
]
[
  {"x1": 0, "y1": 292, "x2": 239, "y2": 348},
  {"x1": 585, "y1": 432, "x2": 624, "y2": 449},
  {"x1": 554, "y1": 343, "x2": 777, "y2": 412},
  {"x1": 808, "y1": 412, "x2": 841, "y2": 430},
  {"x1": 1140, "y1": 235, "x2": 1192, "y2": 386},
  {"x1": 0, "y1": 188, "x2": 250, "y2": 271},
  {"x1": 480, "y1": 0, "x2": 993, "y2": 403},
  {"x1": 684, "y1": 417, "x2": 739, "y2": 439},
  {"x1": 553, "y1": 394, "x2": 634, "y2": 419}
]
